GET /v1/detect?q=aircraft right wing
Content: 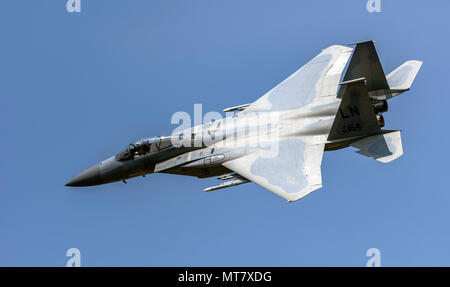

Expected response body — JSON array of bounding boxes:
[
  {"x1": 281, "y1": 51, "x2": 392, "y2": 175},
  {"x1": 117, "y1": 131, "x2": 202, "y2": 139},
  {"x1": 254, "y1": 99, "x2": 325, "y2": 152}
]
[{"x1": 222, "y1": 137, "x2": 325, "y2": 202}]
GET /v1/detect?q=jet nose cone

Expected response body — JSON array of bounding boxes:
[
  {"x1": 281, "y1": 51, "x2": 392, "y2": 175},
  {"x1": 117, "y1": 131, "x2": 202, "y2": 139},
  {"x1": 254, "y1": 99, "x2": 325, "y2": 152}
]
[{"x1": 65, "y1": 164, "x2": 101, "y2": 187}]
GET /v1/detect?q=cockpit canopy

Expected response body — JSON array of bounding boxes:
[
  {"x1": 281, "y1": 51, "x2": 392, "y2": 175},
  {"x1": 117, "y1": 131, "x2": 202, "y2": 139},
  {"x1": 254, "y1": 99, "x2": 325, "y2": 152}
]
[{"x1": 115, "y1": 136, "x2": 173, "y2": 161}]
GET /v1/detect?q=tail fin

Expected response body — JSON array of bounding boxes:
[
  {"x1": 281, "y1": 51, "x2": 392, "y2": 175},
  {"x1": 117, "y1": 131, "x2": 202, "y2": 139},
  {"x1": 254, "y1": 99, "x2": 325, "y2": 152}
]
[
  {"x1": 340, "y1": 41, "x2": 391, "y2": 100},
  {"x1": 350, "y1": 130, "x2": 403, "y2": 163},
  {"x1": 386, "y1": 60, "x2": 423, "y2": 98},
  {"x1": 328, "y1": 78, "x2": 381, "y2": 141},
  {"x1": 340, "y1": 41, "x2": 423, "y2": 100}
]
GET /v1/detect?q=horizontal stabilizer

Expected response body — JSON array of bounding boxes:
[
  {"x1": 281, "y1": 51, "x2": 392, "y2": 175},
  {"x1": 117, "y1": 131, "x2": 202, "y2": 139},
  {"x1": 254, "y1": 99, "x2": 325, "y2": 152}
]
[
  {"x1": 350, "y1": 131, "x2": 403, "y2": 163},
  {"x1": 386, "y1": 60, "x2": 423, "y2": 98}
]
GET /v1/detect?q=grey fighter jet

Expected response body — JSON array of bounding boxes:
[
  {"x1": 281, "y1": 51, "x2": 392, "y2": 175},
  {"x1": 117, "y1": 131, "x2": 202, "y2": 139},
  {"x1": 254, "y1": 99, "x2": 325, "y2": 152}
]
[{"x1": 66, "y1": 41, "x2": 422, "y2": 202}]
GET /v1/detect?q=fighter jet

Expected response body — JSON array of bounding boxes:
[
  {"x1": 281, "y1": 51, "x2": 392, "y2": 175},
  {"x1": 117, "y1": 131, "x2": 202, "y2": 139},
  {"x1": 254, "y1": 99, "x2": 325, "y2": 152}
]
[{"x1": 66, "y1": 41, "x2": 422, "y2": 202}]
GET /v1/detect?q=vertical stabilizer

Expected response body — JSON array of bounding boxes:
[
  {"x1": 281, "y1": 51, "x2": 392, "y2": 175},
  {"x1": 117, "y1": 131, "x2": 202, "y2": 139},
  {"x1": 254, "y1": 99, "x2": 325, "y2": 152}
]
[
  {"x1": 340, "y1": 41, "x2": 391, "y2": 99},
  {"x1": 328, "y1": 78, "x2": 381, "y2": 141}
]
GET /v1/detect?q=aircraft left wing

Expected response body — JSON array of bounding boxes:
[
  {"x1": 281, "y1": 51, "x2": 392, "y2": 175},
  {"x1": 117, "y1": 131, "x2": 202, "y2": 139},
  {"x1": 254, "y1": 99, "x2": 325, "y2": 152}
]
[{"x1": 222, "y1": 137, "x2": 325, "y2": 202}]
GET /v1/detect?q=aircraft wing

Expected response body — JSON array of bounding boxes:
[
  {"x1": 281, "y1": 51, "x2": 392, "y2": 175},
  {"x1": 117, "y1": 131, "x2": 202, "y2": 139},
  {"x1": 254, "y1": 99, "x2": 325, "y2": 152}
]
[
  {"x1": 220, "y1": 45, "x2": 350, "y2": 201},
  {"x1": 241, "y1": 45, "x2": 352, "y2": 114},
  {"x1": 222, "y1": 137, "x2": 325, "y2": 202}
]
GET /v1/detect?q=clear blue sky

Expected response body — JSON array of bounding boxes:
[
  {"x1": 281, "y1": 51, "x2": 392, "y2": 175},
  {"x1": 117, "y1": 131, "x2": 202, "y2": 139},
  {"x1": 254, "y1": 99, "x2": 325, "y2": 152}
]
[{"x1": 2, "y1": 0, "x2": 449, "y2": 266}]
